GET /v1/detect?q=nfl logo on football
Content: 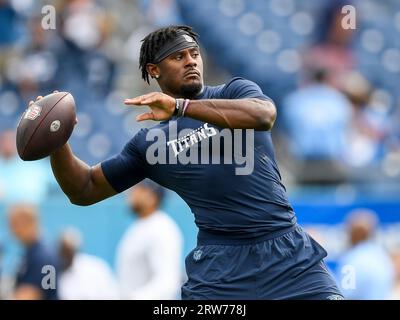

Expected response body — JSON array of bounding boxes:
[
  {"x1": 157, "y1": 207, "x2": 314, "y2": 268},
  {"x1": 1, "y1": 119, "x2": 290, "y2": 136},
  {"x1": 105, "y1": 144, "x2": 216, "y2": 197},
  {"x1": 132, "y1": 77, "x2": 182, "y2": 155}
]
[{"x1": 24, "y1": 105, "x2": 42, "y2": 121}]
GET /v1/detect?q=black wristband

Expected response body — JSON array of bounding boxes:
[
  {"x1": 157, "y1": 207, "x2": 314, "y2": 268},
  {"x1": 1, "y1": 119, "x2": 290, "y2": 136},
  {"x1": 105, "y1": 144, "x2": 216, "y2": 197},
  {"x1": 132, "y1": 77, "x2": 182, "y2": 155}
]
[
  {"x1": 173, "y1": 99, "x2": 180, "y2": 116},
  {"x1": 174, "y1": 99, "x2": 185, "y2": 117}
]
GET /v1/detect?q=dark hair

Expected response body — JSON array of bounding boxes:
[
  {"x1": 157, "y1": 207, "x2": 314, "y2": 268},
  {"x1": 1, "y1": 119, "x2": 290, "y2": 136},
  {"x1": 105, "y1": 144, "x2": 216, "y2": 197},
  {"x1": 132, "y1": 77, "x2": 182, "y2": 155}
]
[{"x1": 139, "y1": 25, "x2": 199, "y2": 84}]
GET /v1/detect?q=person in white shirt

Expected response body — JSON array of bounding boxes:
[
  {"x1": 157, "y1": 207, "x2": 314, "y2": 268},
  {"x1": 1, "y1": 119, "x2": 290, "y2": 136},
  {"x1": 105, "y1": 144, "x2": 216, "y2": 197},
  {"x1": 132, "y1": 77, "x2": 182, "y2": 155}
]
[
  {"x1": 58, "y1": 228, "x2": 119, "y2": 300},
  {"x1": 336, "y1": 209, "x2": 395, "y2": 300},
  {"x1": 115, "y1": 180, "x2": 183, "y2": 300}
]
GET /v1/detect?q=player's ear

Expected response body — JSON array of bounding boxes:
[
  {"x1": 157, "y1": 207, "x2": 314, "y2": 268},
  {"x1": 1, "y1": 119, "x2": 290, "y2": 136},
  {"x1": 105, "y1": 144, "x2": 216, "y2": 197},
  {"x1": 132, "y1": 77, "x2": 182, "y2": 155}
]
[{"x1": 146, "y1": 63, "x2": 160, "y2": 79}]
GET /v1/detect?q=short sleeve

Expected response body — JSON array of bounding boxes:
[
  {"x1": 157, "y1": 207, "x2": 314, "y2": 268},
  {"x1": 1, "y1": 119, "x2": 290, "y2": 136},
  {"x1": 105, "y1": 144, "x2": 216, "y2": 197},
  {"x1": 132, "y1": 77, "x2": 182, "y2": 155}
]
[
  {"x1": 101, "y1": 130, "x2": 148, "y2": 193},
  {"x1": 221, "y1": 77, "x2": 273, "y2": 101}
]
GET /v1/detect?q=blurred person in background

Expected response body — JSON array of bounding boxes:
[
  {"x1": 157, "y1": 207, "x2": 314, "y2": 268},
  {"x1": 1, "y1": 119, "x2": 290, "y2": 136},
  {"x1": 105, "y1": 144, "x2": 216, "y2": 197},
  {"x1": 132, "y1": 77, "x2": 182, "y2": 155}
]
[
  {"x1": 138, "y1": 0, "x2": 183, "y2": 28},
  {"x1": 389, "y1": 249, "x2": 400, "y2": 300},
  {"x1": 0, "y1": 129, "x2": 53, "y2": 205},
  {"x1": 8, "y1": 203, "x2": 59, "y2": 300},
  {"x1": 281, "y1": 69, "x2": 352, "y2": 184},
  {"x1": 340, "y1": 72, "x2": 391, "y2": 171},
  {"x1": 336, "y1": 209, "x2": 395, "y2": 300},
  {"x1": 58, "y1": 0, "x2": 113, "y2": 54},
  {"x1": 58, "y1": 227, "x2": 118, "y2": 300},
  {"x1": 302, "y1": 0, "x2": 356, "y2": 91},
  {"x1": 0, "y1": 0, "x2": 23, "y2": 71},
  {"x1": 4, "y1": 15, "x2": 64, "y2": 101},
  {"x1": 0, "y1": 239, "x2": 3, "y2": 299},
  {"x1": 115, "y1": 180, "x2": 183, "y2": 299},
  {"x1": 57, "y1": 0, "x2": 116, "y2": 99}
]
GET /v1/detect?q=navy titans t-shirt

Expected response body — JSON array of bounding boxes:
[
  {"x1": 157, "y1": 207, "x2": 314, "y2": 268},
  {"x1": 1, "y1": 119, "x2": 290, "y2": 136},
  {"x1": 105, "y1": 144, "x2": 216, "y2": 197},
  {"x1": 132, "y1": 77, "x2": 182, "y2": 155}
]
[{"x1": 102, "y1": 77, "x2": 296, "y2": 238}]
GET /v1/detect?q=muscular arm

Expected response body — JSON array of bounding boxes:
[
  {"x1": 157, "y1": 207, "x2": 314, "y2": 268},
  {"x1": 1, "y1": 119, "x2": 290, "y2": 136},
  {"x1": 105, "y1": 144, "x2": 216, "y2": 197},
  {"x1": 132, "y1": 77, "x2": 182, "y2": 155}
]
[
  {"x1": 125, "y1": 94, "x2": 276, "y2": 131},
  {"x1": 50, "y1": 144, "x2": 117, "y2": 206},
  {"x1": 183, "y1": 98, "x2": 276, "y2": 131}
]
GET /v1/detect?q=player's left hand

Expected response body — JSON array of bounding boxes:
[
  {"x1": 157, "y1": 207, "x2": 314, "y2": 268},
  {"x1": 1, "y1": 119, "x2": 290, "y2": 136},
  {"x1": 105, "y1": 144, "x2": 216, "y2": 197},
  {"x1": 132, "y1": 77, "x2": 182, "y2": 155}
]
[{"x1": 124, "y1": 92, "x2": 175, "y2": 121}]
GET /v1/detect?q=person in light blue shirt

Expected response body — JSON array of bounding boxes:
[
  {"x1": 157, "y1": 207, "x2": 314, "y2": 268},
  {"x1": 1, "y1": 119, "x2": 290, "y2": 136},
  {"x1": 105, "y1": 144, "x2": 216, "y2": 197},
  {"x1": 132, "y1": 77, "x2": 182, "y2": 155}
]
[
  {"x1": 0, "y1": 130, "x2": 54, "y2": 205},
  {"x1": 282, "y1": 69, "x2": 352, "y2": 161},
  {"x1": 336, "y1": 209, "x2": 395, "y2": 300}
]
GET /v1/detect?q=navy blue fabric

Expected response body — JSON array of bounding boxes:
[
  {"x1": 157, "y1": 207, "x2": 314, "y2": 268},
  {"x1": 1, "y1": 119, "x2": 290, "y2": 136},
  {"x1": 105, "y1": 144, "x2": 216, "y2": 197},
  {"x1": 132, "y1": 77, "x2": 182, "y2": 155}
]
[
  {"x1": 102, "y1": 77, "x2": 296, "y2": 237},
  {"x1": 182, "y1": 225, "x2": 342, "y2": 300},
  {"x1": 15, "y1": 241, "x2": 59, "y2": 300},
  {"x1": 102, "y1": 77, "x2": 342, "y2": 299}
]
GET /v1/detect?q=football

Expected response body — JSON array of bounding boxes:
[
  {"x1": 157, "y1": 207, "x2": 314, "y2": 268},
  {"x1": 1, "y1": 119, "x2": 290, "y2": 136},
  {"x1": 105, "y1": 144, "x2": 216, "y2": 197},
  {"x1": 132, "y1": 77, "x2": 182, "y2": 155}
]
[{"x1": 16, "y1": 91, "x2": 76, "y2": 161}]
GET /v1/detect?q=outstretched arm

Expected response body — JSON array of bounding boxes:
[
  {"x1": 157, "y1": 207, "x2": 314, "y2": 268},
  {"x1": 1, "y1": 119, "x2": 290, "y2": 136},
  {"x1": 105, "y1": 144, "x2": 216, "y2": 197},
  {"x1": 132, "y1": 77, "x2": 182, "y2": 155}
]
[
  {"x1": 124, "y1": 93, "x2": 276, "y2": 131},
  {"x1": 183, "y1": 98, "x2": 276, "y2": 130},
  {"x1": 50, "y1": 144, "x2": 117, "y2": 206}
]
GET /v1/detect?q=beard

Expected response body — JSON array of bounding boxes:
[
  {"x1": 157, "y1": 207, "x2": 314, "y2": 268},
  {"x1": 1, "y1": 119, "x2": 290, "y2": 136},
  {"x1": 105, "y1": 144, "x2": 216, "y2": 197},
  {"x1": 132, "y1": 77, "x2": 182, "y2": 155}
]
[{"x1": 180, "y1": 82, "x2": 203, "y2": 99}]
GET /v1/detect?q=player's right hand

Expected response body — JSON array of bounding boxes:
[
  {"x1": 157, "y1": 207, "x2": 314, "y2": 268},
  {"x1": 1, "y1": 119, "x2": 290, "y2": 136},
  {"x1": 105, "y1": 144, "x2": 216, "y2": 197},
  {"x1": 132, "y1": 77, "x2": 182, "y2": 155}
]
[{"x1": 124, "y1": 92, "x2": 176, "y2": 121}]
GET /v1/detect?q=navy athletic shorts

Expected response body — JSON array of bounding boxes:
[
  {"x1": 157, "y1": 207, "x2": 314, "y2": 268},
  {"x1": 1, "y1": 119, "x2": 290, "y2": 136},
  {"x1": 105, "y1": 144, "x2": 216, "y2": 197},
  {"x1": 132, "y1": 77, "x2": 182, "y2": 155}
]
[{"x1": 182, "y1": 224, "x2": 343, "y2": 300}]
